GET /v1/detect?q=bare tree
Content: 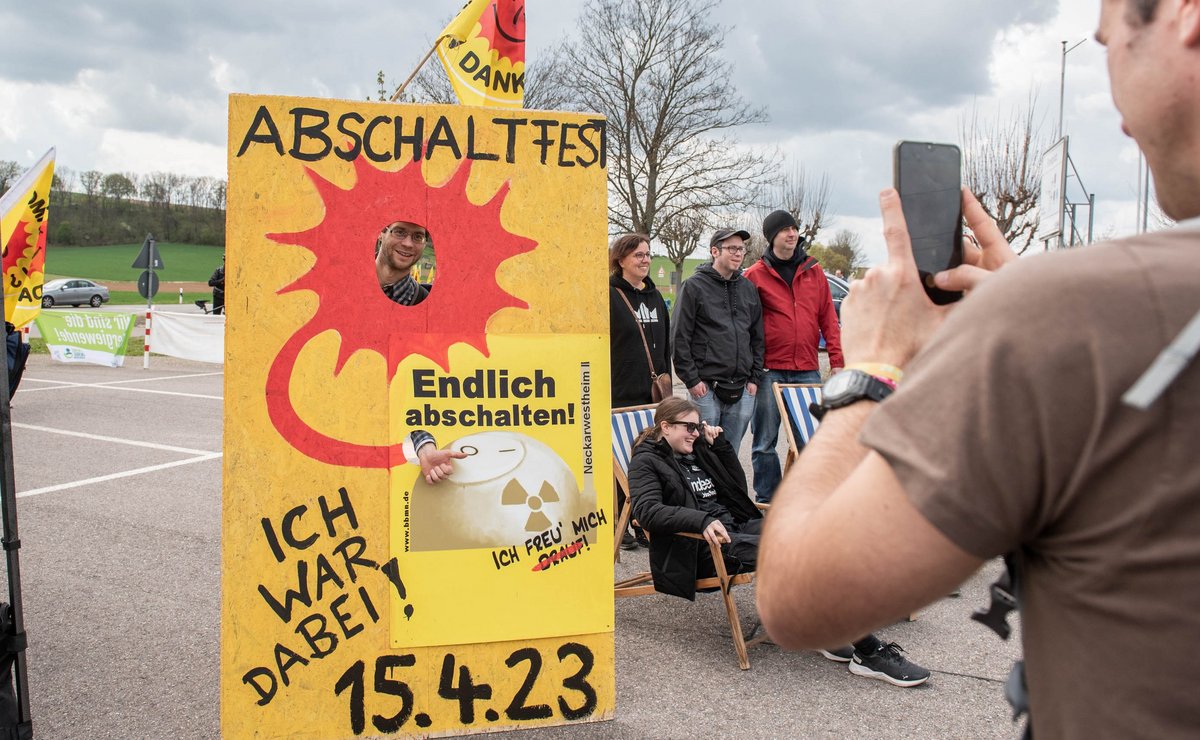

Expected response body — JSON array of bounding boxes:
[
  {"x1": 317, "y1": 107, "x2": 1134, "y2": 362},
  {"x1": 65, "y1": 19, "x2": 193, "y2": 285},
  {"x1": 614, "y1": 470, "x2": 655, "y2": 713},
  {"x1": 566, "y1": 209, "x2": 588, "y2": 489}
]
[
  {"x1": 739, "y1": 217, "x2": 768, "y2": 265},
  {"x1": 657, "y1": 209, "x2": 710, "y2": 289},
  {"x1": 559, "y1": 0, "x2": 769, "y2": 236},
  {"x1": 762, "y1": 164, "x2": 832, "y2": 242},
  {"x1": 80, "y1": 170, "x2": 103, "y2": 201},
  {"x1": 0, "y1": 161, "x2": 20, "y2": 195},
  {"x1": 52, "y1": 166, "x2": 78, "y2": 207},
  {"x1": 141, "y1": 172, "x2": 170, "y2": 208},
  {"x1": 208, "y1": 179, "x2": 227, "y2": 211},
  {"x1": 960, "y1": 94, "x2": 1050, "y2": 254}
]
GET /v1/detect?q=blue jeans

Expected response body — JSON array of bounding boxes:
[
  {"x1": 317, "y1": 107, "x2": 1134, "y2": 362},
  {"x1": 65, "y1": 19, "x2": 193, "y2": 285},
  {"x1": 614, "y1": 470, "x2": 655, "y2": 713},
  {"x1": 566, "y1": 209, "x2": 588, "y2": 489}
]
[
  {"x1": 692, "y1": 384, "x2": 755, "y2": 454},
  {"x1": 752, "y1": 369, "x2": 822, "y2": 502}
]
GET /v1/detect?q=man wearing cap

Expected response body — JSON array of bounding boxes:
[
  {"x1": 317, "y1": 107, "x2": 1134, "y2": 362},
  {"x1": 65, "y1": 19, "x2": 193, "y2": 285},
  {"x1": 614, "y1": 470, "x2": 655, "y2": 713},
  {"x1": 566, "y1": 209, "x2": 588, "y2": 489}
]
[
  {"x1": 672, "y1": 227, "x2": 765, "y2": 452},
  {"x1": 377, "y1": 220, "x2": 431, "y2": 306},
  {"x1": 744, "y1": 210, "x2": 843, "y2": 503}
]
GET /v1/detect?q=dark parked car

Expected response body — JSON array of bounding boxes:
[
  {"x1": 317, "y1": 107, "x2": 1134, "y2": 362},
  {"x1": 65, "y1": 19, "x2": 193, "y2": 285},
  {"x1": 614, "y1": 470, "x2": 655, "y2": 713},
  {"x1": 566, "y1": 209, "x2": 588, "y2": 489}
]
[
  {"x1": 41, "y1": 278, "x2": 111, "y2": 308},
  {"x1": 827, "y1": 273, "x2": 849, "y2": 318}
]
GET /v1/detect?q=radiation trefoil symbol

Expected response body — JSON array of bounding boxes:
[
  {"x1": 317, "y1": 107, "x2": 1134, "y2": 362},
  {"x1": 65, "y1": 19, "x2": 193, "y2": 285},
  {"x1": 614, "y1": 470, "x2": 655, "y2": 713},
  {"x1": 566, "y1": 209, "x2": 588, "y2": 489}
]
[{"x1": 502, "y1": 479, "x2": 558, "y2": 533}]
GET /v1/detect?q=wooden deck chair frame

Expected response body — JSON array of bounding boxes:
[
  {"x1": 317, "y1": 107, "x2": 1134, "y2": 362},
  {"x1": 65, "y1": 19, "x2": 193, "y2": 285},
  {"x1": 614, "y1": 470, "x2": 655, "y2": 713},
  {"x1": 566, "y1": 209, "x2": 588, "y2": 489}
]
[
  {"x1": 773, "y1": 383, "x2": 919, "y2": 622},
  {"x1": 609, "y1": 403, "x2": 765, "y2": 670},
  {"x1": 772, "y1": 383, "x2": 822, "y2": 476}
]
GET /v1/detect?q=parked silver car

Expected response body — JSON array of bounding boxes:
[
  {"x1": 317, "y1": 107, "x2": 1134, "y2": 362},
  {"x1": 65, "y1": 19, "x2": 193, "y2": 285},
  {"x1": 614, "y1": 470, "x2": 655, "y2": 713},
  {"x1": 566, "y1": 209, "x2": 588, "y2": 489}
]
[{"x1": 41, "y1": 278, "x2": 111, "y2": 308}]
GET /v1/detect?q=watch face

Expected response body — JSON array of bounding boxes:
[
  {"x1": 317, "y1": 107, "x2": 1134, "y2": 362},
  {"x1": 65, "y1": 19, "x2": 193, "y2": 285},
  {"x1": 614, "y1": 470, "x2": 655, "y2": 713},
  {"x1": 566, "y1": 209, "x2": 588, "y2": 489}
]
[{"x1": 824, "y1": 371, "x2": 856, "y2": 397}]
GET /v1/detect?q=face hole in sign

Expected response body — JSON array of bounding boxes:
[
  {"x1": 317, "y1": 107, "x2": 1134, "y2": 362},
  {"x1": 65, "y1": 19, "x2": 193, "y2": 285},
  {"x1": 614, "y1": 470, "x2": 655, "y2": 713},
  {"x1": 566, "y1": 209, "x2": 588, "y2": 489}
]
[{"x1": 375, "y1": 220, "x2": 436, "y2": 303}]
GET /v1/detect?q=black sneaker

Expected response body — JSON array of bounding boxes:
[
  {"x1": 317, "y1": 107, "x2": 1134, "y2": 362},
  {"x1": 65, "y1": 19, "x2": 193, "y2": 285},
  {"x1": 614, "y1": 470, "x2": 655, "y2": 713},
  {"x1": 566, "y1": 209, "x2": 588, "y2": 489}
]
[
  {"x1": 634, "y1": 528, "x2": 650, "y2": 548},
  {"x1": 819, "y1": 646, "x2": 854, "y2": 663},
  {"x1": 849, "y1": 642, "x2": 930, "y2": 687},
  {"x1": 620, "y1": 532, "x2": 639, "y2": 550}
]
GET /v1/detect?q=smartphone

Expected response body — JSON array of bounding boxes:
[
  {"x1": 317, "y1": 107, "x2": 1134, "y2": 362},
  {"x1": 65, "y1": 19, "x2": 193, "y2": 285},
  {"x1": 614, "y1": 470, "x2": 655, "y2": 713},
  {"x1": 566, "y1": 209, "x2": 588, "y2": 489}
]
[{"x1": 893, "y1": 141, "x2": 964, "y2": 305}]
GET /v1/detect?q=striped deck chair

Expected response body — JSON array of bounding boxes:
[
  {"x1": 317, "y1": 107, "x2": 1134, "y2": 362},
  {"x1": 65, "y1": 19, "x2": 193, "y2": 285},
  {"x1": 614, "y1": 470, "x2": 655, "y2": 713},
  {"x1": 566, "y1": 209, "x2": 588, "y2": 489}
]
[
  {"x1": 610, "y1": 404, "x2": 657, "y2": 562},
  {"x1": 611, "y1": 403, "x2": 765, "y2": 669},
  {"x1": 773, "y1": 383, "x2": 822, "y2": 475}
]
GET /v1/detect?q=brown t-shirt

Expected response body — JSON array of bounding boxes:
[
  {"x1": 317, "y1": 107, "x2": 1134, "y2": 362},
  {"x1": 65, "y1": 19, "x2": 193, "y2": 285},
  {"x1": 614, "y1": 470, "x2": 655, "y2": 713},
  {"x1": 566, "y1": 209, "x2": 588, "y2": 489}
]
[{"x1": 862, "y1": 224, "x2": 1200, "y2": 738}]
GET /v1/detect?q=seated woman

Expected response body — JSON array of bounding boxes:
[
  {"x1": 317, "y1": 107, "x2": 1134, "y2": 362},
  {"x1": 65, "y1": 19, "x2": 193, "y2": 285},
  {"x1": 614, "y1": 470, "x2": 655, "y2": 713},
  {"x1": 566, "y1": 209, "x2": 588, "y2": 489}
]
[
  {"x1": 627, "y1": 397, "x2": 931, "y2": 687},
  {"x1": 626, "y1": 397, "x2": 762, "y2": 601}
]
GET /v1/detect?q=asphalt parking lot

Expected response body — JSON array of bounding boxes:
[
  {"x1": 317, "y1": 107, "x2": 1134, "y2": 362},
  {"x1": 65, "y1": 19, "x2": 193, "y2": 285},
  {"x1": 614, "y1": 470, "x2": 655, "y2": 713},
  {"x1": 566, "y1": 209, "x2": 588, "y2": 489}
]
[{"x1": 1, "y1": 355, "x2": 1022, "y2": 739}]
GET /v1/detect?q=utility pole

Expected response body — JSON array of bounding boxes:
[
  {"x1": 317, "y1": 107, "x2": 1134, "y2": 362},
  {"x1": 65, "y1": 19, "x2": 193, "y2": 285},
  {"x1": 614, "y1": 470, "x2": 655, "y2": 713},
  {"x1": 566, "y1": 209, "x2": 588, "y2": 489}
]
[{"x1": 1058, "y1": 39, "x2": 1087, "y2": 139}]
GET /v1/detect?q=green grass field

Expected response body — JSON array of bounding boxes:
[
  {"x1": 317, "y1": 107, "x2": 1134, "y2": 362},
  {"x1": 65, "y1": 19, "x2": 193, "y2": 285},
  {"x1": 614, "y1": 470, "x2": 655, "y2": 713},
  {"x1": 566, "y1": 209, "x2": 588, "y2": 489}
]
[{"x1": 46, "y1": 243, "x2": 224, "y2": 282}]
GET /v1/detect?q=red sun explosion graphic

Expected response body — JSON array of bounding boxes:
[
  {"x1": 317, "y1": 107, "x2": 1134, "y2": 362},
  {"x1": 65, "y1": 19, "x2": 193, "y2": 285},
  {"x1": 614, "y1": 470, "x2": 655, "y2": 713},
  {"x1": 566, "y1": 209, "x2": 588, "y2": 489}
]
[{"x1": 265, "y1": 157, "x2": 536, "y2": 469}]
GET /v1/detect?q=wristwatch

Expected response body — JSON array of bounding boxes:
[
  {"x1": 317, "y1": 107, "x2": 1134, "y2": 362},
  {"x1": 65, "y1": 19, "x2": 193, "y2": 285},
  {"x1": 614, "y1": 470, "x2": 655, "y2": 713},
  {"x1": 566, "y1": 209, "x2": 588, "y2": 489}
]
[{"x1": 810, "y1": 370, "x2": 895, "y2": 420}]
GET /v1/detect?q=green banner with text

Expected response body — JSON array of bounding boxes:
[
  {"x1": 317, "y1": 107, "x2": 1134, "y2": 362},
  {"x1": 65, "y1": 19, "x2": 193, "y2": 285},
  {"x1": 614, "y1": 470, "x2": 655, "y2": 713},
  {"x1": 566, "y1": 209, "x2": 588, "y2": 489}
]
[{"x1": 35, "y1": 310, "x2": 135, "y2": 367}]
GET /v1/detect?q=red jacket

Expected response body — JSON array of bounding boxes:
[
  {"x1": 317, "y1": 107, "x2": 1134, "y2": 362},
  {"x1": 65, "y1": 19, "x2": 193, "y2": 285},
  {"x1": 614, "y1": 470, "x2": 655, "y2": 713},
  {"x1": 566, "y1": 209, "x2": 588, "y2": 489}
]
[{"x1": 744, "y1": 256, "x2": 843, "y2": 371}]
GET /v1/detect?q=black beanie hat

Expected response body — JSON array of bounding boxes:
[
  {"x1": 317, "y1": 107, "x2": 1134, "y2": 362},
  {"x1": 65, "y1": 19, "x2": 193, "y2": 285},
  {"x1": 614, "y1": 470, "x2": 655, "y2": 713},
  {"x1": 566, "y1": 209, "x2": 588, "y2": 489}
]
[{"x1": 763, "y1": 209, "x2": 800, "y2": 249}]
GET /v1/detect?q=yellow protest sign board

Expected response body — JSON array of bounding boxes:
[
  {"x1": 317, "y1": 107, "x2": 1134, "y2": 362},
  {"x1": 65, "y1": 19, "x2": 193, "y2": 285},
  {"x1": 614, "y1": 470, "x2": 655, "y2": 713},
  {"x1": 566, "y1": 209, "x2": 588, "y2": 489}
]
[{"x1": 222, "y1": 95, "x2": 612, "y2": 738}]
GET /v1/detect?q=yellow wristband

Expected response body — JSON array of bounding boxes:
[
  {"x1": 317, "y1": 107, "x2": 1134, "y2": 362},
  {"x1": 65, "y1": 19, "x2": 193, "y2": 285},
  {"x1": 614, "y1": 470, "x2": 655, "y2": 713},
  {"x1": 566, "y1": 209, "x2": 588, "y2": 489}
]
[{"x1": 844, "y1": 362, "x2": 904, "y2": 386}]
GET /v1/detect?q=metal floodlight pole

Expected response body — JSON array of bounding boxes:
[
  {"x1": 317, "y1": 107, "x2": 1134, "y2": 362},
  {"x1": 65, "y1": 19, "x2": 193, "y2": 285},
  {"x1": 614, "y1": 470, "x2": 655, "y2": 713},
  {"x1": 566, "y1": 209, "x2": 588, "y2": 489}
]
[
  {"x1": 1143, "y1": 160, "x2": 1152, "y2": 233},
  {"x1": 1088, "y1": 193, "x2": 1096, "y2": 244},
  {"x1": 1058, "y1": 39, "x2": 1087, "y2": 139},
  {"x1": 1136, "y1": 153, "x2": 1145, "y2": 233}
]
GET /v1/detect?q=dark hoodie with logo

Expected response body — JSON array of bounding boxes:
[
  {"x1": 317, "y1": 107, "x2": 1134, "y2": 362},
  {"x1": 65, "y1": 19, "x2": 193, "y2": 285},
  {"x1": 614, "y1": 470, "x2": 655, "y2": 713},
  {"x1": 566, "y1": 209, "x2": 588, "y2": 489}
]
[{"x1": 610, "y1": 274, "x2": 671, "y2": 407}]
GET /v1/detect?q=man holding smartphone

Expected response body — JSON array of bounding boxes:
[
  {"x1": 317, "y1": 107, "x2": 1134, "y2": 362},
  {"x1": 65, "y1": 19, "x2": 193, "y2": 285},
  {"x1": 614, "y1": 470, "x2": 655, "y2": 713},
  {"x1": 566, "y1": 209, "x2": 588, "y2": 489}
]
[
  {"x1": 757, "y1": 1, "x2": 1200, "y2": 736},
  {"x1": 745, "y1": 210, "x2": 844, "y2": 503}
]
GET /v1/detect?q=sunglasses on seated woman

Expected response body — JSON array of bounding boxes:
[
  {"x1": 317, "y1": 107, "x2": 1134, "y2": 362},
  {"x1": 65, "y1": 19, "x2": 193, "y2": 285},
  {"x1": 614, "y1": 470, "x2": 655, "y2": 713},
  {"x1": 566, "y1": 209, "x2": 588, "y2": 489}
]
[{"x1": 667, "y1": 421, "x2": 705, "y2": 435}]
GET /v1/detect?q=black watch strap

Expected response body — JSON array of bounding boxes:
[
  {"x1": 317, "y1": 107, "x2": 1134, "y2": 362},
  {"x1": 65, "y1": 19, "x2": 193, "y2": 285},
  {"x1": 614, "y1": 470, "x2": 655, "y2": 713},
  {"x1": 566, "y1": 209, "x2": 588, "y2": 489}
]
[{"x1": 809, "y1": 370, "x2": 895, "y2": 421}]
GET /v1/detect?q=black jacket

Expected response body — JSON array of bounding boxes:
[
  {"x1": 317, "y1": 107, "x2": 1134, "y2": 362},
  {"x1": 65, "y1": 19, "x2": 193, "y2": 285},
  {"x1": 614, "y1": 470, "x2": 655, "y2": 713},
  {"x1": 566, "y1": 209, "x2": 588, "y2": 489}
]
[
  {"x1": 672, "y1": 263, "x2": 764, "y2": 390},
  {"x1": 628, "y1": 435, "x2": 761, "y2": 599},
  {"x1": 609, "y1": 274, "x2": 671, "y2": 407}
]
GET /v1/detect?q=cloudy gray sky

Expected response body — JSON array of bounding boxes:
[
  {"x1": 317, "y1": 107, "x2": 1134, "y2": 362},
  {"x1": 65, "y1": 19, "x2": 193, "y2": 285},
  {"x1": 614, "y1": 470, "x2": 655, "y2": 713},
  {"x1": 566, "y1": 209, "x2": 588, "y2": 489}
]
[{"x1": 1, "y1": 0, "x2": 1141, "y2": 263}]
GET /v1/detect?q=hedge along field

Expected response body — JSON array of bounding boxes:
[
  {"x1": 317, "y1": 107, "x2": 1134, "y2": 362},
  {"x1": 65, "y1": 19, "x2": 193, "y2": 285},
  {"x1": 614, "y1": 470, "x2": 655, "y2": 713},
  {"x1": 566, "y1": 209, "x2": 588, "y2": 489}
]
[{"x1": 45, "y1": 243, "x2": 225, "y2": 282}]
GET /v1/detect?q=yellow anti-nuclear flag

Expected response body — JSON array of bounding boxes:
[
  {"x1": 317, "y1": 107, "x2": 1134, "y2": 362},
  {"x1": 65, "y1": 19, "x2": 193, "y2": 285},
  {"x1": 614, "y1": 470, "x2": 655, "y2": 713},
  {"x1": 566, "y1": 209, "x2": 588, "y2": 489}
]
[
  {"x1": 437, "y1": 0, "x2": 526, "y2": 108},
  {"x1": 0, "y1": 148, "x2": 54, "y2": 329}
]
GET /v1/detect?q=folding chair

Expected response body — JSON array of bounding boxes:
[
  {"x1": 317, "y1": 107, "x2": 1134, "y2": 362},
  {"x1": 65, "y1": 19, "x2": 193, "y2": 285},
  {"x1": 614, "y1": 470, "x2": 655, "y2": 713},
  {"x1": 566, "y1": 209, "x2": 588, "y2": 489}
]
[
  {"x1": 773, "y1": 383, "x2": 822, "y2": 475},
  {"x1": 774, "y1": 383, "x2": 919, "y2": 622},
  {"x1": 610, "y1": 404, "x2": 657, "y2": 562},
  {"x1": 610, "y1": 404, "x2": 764, "y2": 670}
]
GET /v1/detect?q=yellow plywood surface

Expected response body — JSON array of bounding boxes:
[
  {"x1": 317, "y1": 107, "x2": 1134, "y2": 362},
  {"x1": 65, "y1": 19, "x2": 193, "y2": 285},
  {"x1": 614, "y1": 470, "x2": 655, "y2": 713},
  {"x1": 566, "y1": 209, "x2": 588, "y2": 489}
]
[{"x1": 222, "y1": 95, "x2": 612, "y2": 738}]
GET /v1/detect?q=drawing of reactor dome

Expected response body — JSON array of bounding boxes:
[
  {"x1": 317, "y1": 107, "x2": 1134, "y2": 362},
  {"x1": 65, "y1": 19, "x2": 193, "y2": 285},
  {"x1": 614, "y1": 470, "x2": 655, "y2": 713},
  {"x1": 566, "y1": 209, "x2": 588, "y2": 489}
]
[{"x1": 410, "y1": 431, "x2": 592, "y2": 552}]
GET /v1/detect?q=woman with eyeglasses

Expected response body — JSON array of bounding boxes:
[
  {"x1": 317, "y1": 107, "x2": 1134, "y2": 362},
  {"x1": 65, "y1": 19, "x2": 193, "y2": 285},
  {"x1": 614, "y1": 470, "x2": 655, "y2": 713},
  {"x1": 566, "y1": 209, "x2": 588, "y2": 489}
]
[
  {"x1": 608, "y1": 233, "x2": 672, "y2": 408},
  {"x1": 626, "y1": 397, "x2": 762, "y2": 599}
]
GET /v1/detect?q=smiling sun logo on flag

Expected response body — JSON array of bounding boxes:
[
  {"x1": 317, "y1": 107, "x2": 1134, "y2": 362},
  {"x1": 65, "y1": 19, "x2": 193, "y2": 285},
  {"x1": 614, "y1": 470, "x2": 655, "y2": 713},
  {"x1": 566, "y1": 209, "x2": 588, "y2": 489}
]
[{"x1": 264, "y1": 156, "x2": 536, "y2": 469}]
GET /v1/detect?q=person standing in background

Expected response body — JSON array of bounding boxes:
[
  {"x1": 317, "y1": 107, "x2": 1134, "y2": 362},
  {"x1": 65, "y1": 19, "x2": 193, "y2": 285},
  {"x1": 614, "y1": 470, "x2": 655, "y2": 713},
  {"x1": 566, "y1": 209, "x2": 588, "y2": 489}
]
[
  {"x1": 672, "y1": 228, "x2": 764, "y2": 453},
  {"x1": 610, "y1": 233, "x2": 672, "y2": 549},
  {"x1": 745, "y1": 210, "x2": 843, "y2": 503},
  {"x1": 208, "y1": 255, "x2": 225, "y2": 315},
  {"x1": 609, "y1": 233, "x2": 671, "y2": 407}
]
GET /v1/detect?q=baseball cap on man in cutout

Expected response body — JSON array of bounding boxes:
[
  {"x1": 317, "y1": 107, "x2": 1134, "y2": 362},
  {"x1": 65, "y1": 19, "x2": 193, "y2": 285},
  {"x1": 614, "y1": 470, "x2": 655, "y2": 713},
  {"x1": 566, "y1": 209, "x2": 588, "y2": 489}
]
[{"x1": 710, "y1": 228, "x2": 751, "y2": 247}]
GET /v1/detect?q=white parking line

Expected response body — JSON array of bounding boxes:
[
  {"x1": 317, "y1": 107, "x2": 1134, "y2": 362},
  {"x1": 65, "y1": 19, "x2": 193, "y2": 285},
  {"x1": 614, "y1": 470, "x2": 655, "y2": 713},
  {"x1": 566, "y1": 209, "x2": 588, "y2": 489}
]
[
  {"x1": 17, "y1": 453, "x2": 223, "y2": 498},
  {"x1": 21, "y1": 371, "x2": 223, "y2": 388},
  {"x1": 18, "y1": 371, "x2": 224, "y2": 398},
  {"x1": 58, "y1": 385, "x2": 217, "y2": 400},
  {"x1": 11, "y1": 423, "x2": 218, "y2": 455},
  {"x1": 16, "y1": 383, "x2": 222, "y2": 400}
]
